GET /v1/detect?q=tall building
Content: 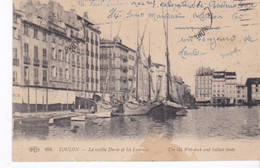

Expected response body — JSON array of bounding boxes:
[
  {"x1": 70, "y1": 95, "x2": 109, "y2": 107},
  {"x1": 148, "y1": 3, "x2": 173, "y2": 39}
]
[
  {"x1": 236, "y1": 84, "x2": 247, "y2": 104},
  {"x1": 99, "y1": 38, "x2": 136, "y2": 100},
  {"x1": 195, "y1": 67, "x2": 248, "y2": 105},
  {"x1": 195, "y1": 67, "x2": 214, "y2": 103},
  {"x1": 212, "y1": 71, "x2": 237, "y2": 104},
  {"x1": 245, "y1": 78, "x2": 260, "y2": 104},
  {"x1": 13, "y1": 0, "x2": 101, "y2": 112},
  {"x1": 150, "y1": 63, "x2": 166, "y2": 101}
]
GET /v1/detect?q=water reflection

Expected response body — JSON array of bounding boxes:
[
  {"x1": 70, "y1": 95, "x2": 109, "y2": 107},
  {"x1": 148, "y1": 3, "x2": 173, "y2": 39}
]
[{"x1": 13, "y1": 106, "x2": 260, "y2": 140}]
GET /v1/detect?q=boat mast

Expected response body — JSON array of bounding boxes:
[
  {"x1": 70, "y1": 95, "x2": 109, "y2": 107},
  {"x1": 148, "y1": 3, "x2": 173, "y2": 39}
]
[
  {"x1": 148, "y1": 32, "x2": 151, "y2": 101},
  {"x1": 136, "y1": 18, "x2": 140, "y2": 101},
  {"x1": 162, "y1": 7, "x2": 171, "y2": 100}
]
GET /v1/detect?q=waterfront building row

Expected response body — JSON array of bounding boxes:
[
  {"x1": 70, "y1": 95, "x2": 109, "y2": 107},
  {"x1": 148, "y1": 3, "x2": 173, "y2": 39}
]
[
  {"x1": 13, "y1": 0, "x2": 101, "y2": 111},
  {"x1": 195, "y1": 67, "x2": 250, "y2": 105}
]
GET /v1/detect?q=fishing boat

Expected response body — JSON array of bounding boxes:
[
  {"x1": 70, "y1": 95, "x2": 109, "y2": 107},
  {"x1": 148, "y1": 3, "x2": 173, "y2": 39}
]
[
  {"x1": 148, "y1": 8, "x2": 186, "y2": 117},
  {"x1": 111, "y1": 19, "x2": 158, "y2": 116}
]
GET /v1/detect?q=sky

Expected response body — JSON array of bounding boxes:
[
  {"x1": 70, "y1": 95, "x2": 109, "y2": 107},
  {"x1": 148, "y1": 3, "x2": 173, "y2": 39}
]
[{"x1": 14, "y1": 0, "x2": 260, "y2": 94}]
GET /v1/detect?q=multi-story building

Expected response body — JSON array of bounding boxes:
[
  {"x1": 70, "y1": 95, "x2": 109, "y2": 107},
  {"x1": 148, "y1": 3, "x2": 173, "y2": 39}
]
[
  {"x1": 13, "y1": 0, "x2": 101, "y2": 112},
  {"x1": 224, "y1": 72, "x2": 237, "y2": 104},
  {"x1": 150, "y1": 63, "x2": 166, "y2": 101},
  {"x1": 195, "y1": 67, "x2": 214, "y2": 103},
  {"x1": 100, "y1": 37, "x2": 136, "y2": 100},
  {"x1": 245, "y1": 78, "x2": 260, "y2": 104},
  {"x1": 236, "y1": 84, "x2": 247, "y2": 104},
  {"x1": 195, "y1": 67, "x2": 248, "y2": 105},
  {"x1": 212, "y1": 71, "x2": 226, "y2": 104}
]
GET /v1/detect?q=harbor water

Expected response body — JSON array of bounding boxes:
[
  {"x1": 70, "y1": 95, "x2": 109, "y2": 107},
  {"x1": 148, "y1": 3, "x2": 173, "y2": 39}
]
[{"x1": 13, "y1": 106, "x2": 260, "y2": 141}]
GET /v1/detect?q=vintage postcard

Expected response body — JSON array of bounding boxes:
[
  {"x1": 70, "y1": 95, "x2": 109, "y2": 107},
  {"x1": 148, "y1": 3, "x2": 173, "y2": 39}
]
[{"x1": 12, "y1": 0, "x2": 260, "y2": 161}]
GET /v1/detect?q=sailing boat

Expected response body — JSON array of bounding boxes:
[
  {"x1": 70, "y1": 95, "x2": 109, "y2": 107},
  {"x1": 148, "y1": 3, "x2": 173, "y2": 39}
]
[
  {"x1": 112, "y1": 19, "x2": 158, "y2": 116},
  {"x1": 148, "y1": 7, "x2": 186, "y2": 118}
]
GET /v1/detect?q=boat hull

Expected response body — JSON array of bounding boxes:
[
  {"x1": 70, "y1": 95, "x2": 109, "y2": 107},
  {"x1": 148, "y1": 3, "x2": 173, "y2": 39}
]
[
  {"x1": 112, "y1": 102, "x2": 158, "y2": 116},
  {"x1": 148, "y1": 103, "x2": 184, "y2": 119}
]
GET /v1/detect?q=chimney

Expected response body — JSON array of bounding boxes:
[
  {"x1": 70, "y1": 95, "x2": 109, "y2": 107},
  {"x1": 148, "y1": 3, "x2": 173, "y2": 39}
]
[{"x1": 83, "y1": 12, "x2": 89, "y2": 19}]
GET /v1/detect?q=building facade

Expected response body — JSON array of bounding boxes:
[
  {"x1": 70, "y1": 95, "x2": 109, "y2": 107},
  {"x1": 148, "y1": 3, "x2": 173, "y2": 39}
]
[
  {"x1": 100, "y1": 38, "x2": 136, "y2": 100},
  {"x1": 236, "y1": 84, "x2": 247, "y2": 104},
  {"x1": 245, "y1": 78, "x2": 260, "y2": 104},
  {"x1": 195, "y1": 67, "x2": 214, "y2": 103},
  {"x1": 195, "y1": 67, "x2": 248, "y2": 105},
  {"x1": 13, "y1": 0, "x2": 101, "y2": 112}
]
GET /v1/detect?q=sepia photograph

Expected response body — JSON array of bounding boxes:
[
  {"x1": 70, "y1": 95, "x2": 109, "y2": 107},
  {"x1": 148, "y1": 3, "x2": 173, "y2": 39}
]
[{"x1": 11, "y1": 0, "x2": 260, "y2": 161}]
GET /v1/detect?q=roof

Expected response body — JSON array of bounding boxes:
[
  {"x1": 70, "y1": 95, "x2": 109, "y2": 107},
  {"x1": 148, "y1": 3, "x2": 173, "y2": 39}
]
[
  {"x1": 236, "y1": 84, "x2": 246, "y2": 87},
  {"x1": 245, "y1": 78, "x2": 260, "y2": 85},
  {"x1": 225, "y1": 72, "x2": 236, "y2": 76},
  {"x1": 100, "y1": 39, "x2": 136, "y2": 53}
]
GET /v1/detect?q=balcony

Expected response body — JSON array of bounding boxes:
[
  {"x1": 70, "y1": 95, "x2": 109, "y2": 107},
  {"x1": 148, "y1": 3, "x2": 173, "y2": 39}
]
[
  {"x1": 120, "y1": 76, "x2": 127, "y2": 81},
  {"x1": 43, "y1": 81, "x2": 48, "y2": 86},
  {"x1": 121, "y1": 55, "x2": 128, "y2": 62},
  {"x1": 13, "y1": 58, "x2": 19, "y2": 66},
  {"x1": 81, "y1": 63, "x2": 85, "y2": 69},
  {"x1": 24, "y1": 57, "x2": 30, "y2": 65},
  {"x1": 86, "y1": 37, "x2": 89, "y2": 42},
  {"x1": 42, "y1": 60, "x2": 48, "y2": 68},
  {"x1": 33, "y1": 58, "x2": 40, "y2": 66},
  {"x1": 86, "y1": 50, "x2": 89, "y2": 56},
  {"x1": 100, "y1": 65, "x2": 108, "y2": 69},
  {"x1": 24, "y1": 80, "x2": 30, "y2": 86},
  {"x1": 120, "y1": 65, "x2": 128, "y2": 72},
  {"x1": 34, "y1": 80, "x2": 40, "y2": 85},
  {"x1": 72, "y1": 61, "x2": 76, "y2": 67},
  {"x1": 100, "y1": 54, "x2": 108, "y2": 59}
]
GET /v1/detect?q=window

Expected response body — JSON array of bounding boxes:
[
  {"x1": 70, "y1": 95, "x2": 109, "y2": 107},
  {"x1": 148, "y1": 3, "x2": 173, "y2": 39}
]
[
  {"x1": 43, "y1": 48, "x2": 47, "y2": 59},
  {"x1": 34, "y1": 29, "x2": 38, "y2": 39},
  {"x1": 65, "y1": 51, "x2": 69, "y2": 62},
  {"x1": 91, "y1": 32, "x2": 93, "y2": 39},
  {"x1": 256, "y1": 88, "x2": 258, "y2": 92},
  {"x1": 34, "y1": 68, "x2": 39, "y2": 81},
  {"x1": 72, "y1": 54, "x2": 75, "y2": 61},
  {"x1": 24, "y1": 24, "x2": 28, "y2": 35},
  {"x1": 13, "y1": 48, "x2": 17, "y2": 58},
  {"x1": 42, "y1": 31, "x2": 47, "y2": 41},
  {"x1": 77, "y1": 55, "x2": 80, "y2": 63},
  {"x1": 24, "y1": 66, "x2": 29, "y2": 81},
  {"x1": 256, "y1": 84, "x2": 258, "y2": 87},
  {"x1": 59, "y1": 68, "x2": 62, "y2": 79},
  {"x1": 13, "y1": 71, "x2": 17, "y2": 83},
  {"x1": 51, "y1": 66, "x2": 57, "y2": 77},
  {"x1": 58, "y1": 50, "x2": 62, "y2": 60},
  {"x1": 43, "y1": 69, "x2": 47, "y2": 82},
  {"x1": 77, "y1": 69, "x2": 80, "y2": 80},
  {"x1": 72, "y1": 68, "x2": 75, "y2": 80},
  {"x1": 34, "y1": 46, "x2": 38, "y2": 59},
  {"x1": 65, "y1": 69, "x2": 69, "y2": 80},
  {"x1": 24, "y1": 43, "x2": 29, "y2": 56},
  {"x1": 51, "y1": 48, "x2": 56, "y2": 59}
]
